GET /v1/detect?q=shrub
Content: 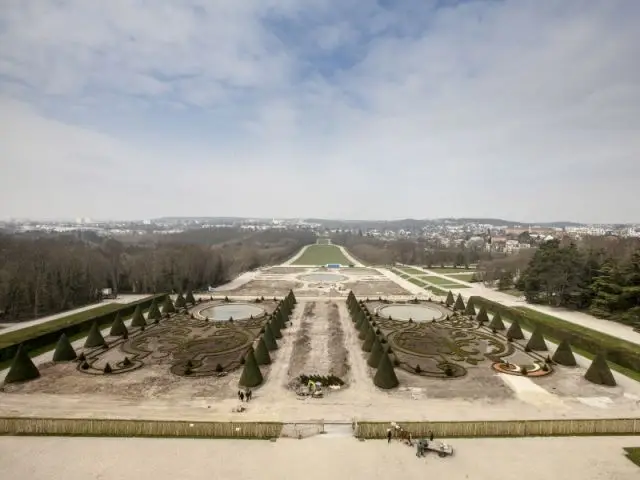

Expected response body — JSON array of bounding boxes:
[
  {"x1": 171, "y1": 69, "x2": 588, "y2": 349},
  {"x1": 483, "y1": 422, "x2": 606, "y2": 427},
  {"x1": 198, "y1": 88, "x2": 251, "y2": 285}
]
[
  {"x1": 373, "y1": 353, "x2": 399, "y2": 389},
  {"x1": 215, "y1": 363, "x2": 224, "y2": 373},
  {"x1": 103, "y1": 363, "x2": 113, "y2": 374},
  {"x1": 552, "y1": 339, "x2": 577, "y2": 366},
  {"x1": 415, "y1": 364, "x2": 422, "y2": 373},
  {"x1": 4, "y1": 345, "x2": 40, "y2": 383},
  {"x1": 52, "y1": 333, "x2": 77, "y2": 362},
  {"x1": 584, "y1": 353, "x2": 616, "y2": 386}
]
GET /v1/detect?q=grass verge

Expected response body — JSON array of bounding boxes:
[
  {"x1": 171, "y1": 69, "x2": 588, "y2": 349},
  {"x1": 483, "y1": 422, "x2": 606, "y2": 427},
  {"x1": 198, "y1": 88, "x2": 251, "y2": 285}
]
[
  {"x1": 624, "y1": 447, "x2": 640, "y2": 467},
  {"x1": 291, "y1": 245, "x2": 353, "y2": 266}
]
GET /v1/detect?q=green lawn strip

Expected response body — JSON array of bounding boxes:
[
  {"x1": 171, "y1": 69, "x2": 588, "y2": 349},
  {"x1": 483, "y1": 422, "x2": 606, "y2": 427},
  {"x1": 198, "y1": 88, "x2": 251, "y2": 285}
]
[
  {"x1": 439, "y1": 284, "x2": 471, "y2": 289},
  {"x1": 420, "y1": 275, "x2": 466, "y2": 286},
  {"x1": 407, "y1": 277, "x2": 427, "y2": 287},
  {"x1": 624, "y1": 448, "x2": 640, "y2": 467},
  {"x1": 425, "y1": 285, "x2": 448, "y2": 296},
  {"x1": 291, "y1": 245, "x2": 353, "y2": 265},
  {"x1": 426, "y1": 267, "x2": 476, "y2": 274},
  {"x1": 0, "y1": 303, "x2": 123, "y2": 350},
  {"x1": 446, "y1": 273, "x2": 475, "y2": 282},
  {"x1": 399, "y1": 267, "x2": 424, "y2": 275},
  {"x1": 472, "y1": 298, "x2": 640, "y2": 382}
]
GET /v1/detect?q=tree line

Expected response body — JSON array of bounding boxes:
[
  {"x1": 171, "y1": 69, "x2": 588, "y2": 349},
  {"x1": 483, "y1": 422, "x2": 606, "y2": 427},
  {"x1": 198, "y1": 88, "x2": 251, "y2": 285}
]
[
  {"x1": 516, "y1": 238, "x2": 640, "y2": 326},
  {"x1": 0, "y1": 229, "x2": 314, "y2": 322}
]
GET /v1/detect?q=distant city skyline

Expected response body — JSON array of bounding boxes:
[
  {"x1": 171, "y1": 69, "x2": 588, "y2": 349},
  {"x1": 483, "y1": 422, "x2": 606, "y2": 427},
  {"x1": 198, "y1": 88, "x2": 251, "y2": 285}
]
[{"x1": 2, "y1": 1, "x2": 639, "y2": 223}]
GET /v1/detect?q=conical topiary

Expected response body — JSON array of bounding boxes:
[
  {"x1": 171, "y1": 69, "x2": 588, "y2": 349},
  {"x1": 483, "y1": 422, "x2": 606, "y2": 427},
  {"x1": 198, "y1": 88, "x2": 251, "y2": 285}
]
[
  {"x1": 525, "y1": 328, "x2": 548, "y2": 351},
  {"x1": 453, "y1": 294, "x2": 465, "y2": 311},
  {"x1": 147, "y1": 299, "x2": 161, "y2": 320},
  {"x1": 85, "y1": 321, "x2": 106, "y2": 348},
  {"x1": 489, "y1": 311, "x2": 506, "y2": 330},
  {"x1": 52, "y1": 333, "x2": 77, "y2": 361},
  {"x1": 476, "y1": 307, "x2": 489, "y2": 324},
  {"x1": 506, "y1": 318, "x2": 524, "y2": 339},
  {"x1": 109, "y1": 313, "x2": 127, "y2": 336},
  {"x1": 4, "y1": 344, "x2": 40, "y2": 383},
  {"x1": 373, "y1": 352, "x2": 399, "y2": 389},
  {"x1": 445, "y1": 291, "x2": 454, "y2": 307},
  {"x1": 239, "y1": 347, "x2": 263, "y2": 387},
  {"x1": 584, "y1": 353, "x2": 616, "y2": 386},
  {"x1": 367, "y1": 336, "x2": 384, "y2": 368},
  {"x1": 358, "y1": 322, "x2": 368, "y2": 340},
  {"x1": 131, "y1": 305, "x2": 146, "y2": 328},
  {"x1": 254, "y1": 337, "x2": 271, "y2": 365},
  {"x1": 362, "y1": 326, "x2": 375, "y2": 352},
  {"x1": 186, "y1": 290, "x2": 196, "y2": 305},
  {"x1": 270, "y1": 319, "x2": 282, "y2": 339},
  {"x1": 464, "y1": 298, "x2": 476, "y2": 316},
  {"x1": 175, "y1": 293, "x2": 186, "y2": 309},
  {"x1": 162, "y1": 296, "x2": 175, "y2": 315},
  {"x1": 552, "y1": 339, "x2": 577, "y2": 366},
  {"x1": 263, "y1": 323, "x2": 278, "y2": 350}
]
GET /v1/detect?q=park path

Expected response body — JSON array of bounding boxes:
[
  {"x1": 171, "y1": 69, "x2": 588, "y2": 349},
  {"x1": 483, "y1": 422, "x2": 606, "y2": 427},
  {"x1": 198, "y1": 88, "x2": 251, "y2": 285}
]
[
  {"x1": 0, "y1": 294, "x2": 150, "y2": 336},
  {"x1": 399, "y1": 264, "x2": 640, "y2": 347}
]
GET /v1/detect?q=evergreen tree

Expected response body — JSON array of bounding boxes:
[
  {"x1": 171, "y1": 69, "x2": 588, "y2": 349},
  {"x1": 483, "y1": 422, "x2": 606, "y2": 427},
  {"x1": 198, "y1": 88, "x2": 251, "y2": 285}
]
[
  {"x1": 476, "y1": 306, "x2": 489, "y2": 324},
  {"x1": 446, "y1": 291, "x2": 454, "y2": 307},
  {"x1": 525, "y1": 328, "x2": 548, "y2": 351},
  {"x1": 362, "y1": 326, "x2": 375, "y2": 352},
  {"x1": 185, "y1": 289, "x2": 196, "y2": 305},
  {"x1": 131, "y1": 305, "x2": 146, "y2": 328},
  {"x1": 254, "y1": 337, "x2": 272, "y2": 365},
  {"x1": 270, "y1": 319, "x2": 282, "y2": 339},
  {"x1": 4, "y1": 344, "x2": 40, "y2": 383},
  {"x1": 584, "y1": 353, "x2": 616, "y2": 386},
  {"x1": 488, "y1": 311, "x2": 506, "y2": 330},
  {"x1": 85, "y1": 321, "x2": 107, "y2": 348},
  {"x1": 110, "y1": 313, "x2": 128, "y2": 336},
  {"x1": 464, "y1": 297, "x2": 476, "y2": 316},
  {"x1": 239, "y1": 347, "x2": 263, "y2": 387},
  {"x1": 506, "y1": 318, "x2": 524, "y2": 339},
  {"x1": 147, "y1": 299, "x2": 161, "y2": 321},
  {"x1": 552, "y1": 339, "x2": 577, "y2": 366},
  {"x1": 53, "y1": 333, "x2": 77, "y2": 361},
  {"x1": 453, "y1": 294, "x2": 465, "y2": 311},
  {"x1": 162, "y1": 296, "x2": 175, "y2": 314},
  {"x1": 175, "y1": 293, "x2": 186, "y2": 309},
  {"x1": 263, "y1": 323, "x2": 278, "y2": 350},
  {"x1": 373, "y1": 352, "x2": 399, "y2": 389},
  {"x1": 367, "y1": 336, "x2": 384, "y2": 368}
]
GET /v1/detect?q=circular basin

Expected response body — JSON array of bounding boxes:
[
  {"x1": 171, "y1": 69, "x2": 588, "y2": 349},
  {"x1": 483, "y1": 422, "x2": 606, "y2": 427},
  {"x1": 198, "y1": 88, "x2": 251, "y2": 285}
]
[
  {"x1": 378, "y1": 304, "x2": 443, "y2": 322},
  {"x1": 299, "y1": 273, "x2": 347, "y2": 282},
  {"x1": 199, "y1": 303, "x2": 265, "y2": 321}
]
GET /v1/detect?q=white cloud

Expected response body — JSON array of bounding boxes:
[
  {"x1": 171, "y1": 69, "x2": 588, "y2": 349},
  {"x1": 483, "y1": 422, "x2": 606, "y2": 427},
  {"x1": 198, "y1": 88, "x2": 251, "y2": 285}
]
[{"x1": 1, "y1": 0, "x2": 639, "y2": 222}]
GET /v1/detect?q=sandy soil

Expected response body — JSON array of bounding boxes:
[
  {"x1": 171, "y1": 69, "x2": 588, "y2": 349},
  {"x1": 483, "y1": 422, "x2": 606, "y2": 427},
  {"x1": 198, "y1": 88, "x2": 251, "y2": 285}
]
[{"x1": 1, "y1": 436, "x2": 638, "y2": 480}]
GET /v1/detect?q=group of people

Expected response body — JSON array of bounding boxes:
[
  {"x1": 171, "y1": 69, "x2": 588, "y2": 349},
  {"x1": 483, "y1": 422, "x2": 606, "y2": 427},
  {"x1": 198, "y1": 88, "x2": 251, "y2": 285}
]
[
  {"x1": 386, "y1": 424, "x2": 435, "y2": 458},
  {"x1": 237, "y1": 389, "x2": 253, "y2": 402}
]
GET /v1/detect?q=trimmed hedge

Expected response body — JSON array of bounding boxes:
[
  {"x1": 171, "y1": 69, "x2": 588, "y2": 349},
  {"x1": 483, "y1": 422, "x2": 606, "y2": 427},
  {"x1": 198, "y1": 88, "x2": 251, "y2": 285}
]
[
  {"x1": 0, "y1": 294, "x2": 167, "y2": 365},
  {"x1": 470, "y1": 296, "x2": 640, "y2": 374}
]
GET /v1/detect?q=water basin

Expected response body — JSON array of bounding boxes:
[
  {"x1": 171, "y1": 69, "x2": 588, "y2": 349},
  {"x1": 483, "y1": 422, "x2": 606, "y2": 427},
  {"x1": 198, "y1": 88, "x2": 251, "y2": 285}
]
[
  {"x1": 299, "y1": 273, "x2": 348, "y2": 282},
  {"x1": 199, "y1": 303, "x2": 265, "y2": 321},
  {"x1": 377, "y1": 304, "x2": 443, "y2": 322}
]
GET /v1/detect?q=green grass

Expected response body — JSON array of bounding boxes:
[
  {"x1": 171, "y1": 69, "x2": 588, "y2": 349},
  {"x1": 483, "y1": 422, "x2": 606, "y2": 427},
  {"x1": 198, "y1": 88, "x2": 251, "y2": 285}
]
[
  {"x1": 291, "y1": 245, "x2": 353, "y2": 266},
  {"x1": 420, "y1": 275, "x2": 466, "y2": 286},
  {"x1": 0, "y1": 303, "x2": 124, "y2": 350},
  {"x1": 425, "y1": 286, "x2": 448, "y2": 296},
  {"x1": 399, "y1": 267, "x2": 424, "y2": 275},
  {"x1": 407, "y1": 277, "x2": 427, "y2": 287},
  {"x1": 439, "y1": 283, "x2": 471, "y2": 289},
  {"x1": 624, "y1": 447, "x2": 640, "y2": 467},
  {"x1": 446, "y1": 273, "x2": 475, "y2": 282},
  {"x1": 509, "y1": 306, "x2": 640, "y2": 383},
  {"x1": 426, "y1": 267, "x2": 476, "y2": 273}
]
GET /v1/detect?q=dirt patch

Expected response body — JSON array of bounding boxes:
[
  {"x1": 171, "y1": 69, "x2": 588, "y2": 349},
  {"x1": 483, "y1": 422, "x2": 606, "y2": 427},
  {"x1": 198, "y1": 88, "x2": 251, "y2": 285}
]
[
  {"x1": 344, "y1": 280, "x2": 410, "y2": 296},
  {"x1": 327, "y1": 302, "x2": 349, "y2": 378},
  {"x1": 228, "y1": 280, "x2": 302, "y2": 297},
  {"x1": 287, "y1": 302, "x2": 316, "y2": 384}
]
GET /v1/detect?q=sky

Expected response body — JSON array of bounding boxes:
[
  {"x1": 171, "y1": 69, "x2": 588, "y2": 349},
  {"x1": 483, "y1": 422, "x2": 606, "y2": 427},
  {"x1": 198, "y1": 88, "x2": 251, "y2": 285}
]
[{"x1": 1, "y1": 0, "x2": 639, "y2": 224}]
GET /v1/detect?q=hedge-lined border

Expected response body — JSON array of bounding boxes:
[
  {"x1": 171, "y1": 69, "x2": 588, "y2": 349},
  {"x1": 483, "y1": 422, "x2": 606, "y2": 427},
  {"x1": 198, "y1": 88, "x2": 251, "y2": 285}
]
[
  {"x1": 0, "y1": 417, "x2": 283, "y2": 439},
  {"x1": 469, "y1": 296, "x2": 640, "y2": 374},
  {"x1": 356, "y1": 418, "x2": 640, "y2": 438},
  {"x1": 0, "y1": 294, "x2": 167, "y2": 364}
]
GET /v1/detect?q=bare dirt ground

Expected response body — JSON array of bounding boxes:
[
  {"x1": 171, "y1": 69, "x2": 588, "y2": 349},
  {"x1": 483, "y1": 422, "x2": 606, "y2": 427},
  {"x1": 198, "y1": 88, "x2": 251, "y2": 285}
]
[
  {"x1": 3, "y1": 436, "x2": 639, "y2": 480},
  {"x1": 227, "y1": 280, "x2": 302, "y2": 297},
  {"x1": 328, "y1": 302, "x2": 349, "y2": 378},
  {"x1": 344, "y1": 280, "x2": 410, "y2": 296}
]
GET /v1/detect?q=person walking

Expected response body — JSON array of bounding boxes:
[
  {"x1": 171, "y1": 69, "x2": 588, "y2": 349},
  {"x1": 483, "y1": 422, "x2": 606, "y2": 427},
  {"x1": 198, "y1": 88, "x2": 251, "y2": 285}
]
[
  {"x1": 239, "y1": 391, "x2": 245, "y2": 402},
  {"x1": 387, "y1": 428, "x2": 392, "y2": 444},
  {"x1": 429, "y1": 431, "x2": 434, "y2": 442}
]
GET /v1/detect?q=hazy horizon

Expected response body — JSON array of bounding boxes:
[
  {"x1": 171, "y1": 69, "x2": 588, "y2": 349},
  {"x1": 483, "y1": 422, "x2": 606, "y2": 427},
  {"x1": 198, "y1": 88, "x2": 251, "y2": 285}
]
[{"x1": 2, "y1": 1, "x2": 639, "y2": 223}]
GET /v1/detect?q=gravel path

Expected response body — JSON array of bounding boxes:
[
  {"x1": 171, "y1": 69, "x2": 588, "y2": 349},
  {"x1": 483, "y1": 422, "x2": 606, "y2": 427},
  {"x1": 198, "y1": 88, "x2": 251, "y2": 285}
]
[{"x1": 1, "y1": 436, "x2": 638, "y2": 480}]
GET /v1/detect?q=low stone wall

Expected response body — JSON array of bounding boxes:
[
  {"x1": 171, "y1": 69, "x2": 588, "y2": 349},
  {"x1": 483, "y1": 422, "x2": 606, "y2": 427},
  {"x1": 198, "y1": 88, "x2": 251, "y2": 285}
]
[
  {"x1": 356, "y1": 418, "x2": 640, "y2": 438},
  {"x1": 0, "y1": 417, "x2": 283, "y2": 439}
]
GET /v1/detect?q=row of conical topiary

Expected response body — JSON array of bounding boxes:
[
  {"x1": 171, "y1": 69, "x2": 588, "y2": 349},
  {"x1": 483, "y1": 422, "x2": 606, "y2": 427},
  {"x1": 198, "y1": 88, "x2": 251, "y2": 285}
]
[
  {"x1": 238, "y1": 290, "x2": 296, "y2": 387},
  {"x1": 347, "y1": 291, "x2": 399, "y2": 389}
]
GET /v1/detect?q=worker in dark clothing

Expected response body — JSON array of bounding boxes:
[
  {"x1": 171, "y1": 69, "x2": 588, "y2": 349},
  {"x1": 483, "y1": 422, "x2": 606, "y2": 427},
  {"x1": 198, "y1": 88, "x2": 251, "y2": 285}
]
[
  {"x1": 429, "y1": 431, "x2": 434, "y2": 441},
  {"x1": 239, "y1": 391, "x2": 245, "y2": 402},
  {"x1": 387, "y1": 428, "x2": 392, "y2": 444}
]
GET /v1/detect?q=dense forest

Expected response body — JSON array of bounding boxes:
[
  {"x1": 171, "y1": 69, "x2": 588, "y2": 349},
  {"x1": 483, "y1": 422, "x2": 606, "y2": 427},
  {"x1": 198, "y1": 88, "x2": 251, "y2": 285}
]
[
  {"x1": 0, "y1": 229, "x2": 314, "y2": 321},
  {"x1": 517, "y1": 238, "x2": 640, "y2": 325}
]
